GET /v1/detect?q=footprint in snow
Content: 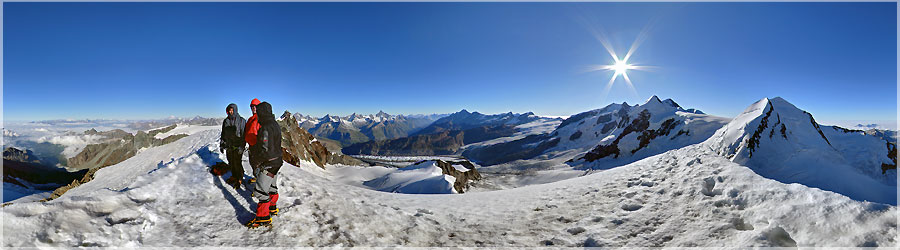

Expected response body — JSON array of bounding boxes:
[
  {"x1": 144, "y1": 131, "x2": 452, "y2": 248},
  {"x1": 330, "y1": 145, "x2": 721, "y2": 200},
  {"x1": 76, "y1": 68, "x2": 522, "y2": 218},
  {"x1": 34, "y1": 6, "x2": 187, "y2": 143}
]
[
  {"x1": 566, "y1": 227, "x2": 586, "y2": 235},
  {"x1": 701, "y1": 177, "x2": 722, "y2": 197},
  {"x1": 621, "y1": 204, "x2": 643, "y2": 211}
]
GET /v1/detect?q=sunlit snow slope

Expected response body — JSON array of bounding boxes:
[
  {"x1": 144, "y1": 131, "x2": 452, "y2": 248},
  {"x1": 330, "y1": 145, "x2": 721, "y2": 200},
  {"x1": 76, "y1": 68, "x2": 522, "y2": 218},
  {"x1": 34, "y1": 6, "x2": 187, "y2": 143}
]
[
  {"x1": 704, "y1": 97, "x2": 897, "y2": 205},
  {"x1": 2, "y1": 129, "x2": 895, "y2": 247}
]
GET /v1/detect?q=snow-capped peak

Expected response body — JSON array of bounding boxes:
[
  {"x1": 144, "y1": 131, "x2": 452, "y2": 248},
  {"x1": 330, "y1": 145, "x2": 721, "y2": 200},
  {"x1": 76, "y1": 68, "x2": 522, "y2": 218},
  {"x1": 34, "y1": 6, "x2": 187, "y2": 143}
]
[
  {"x1": 704, "y1": 97, "x2": 833, "y2": 160},
  {"x1": 703, "y1": 97, "x2": 896, "y2": 205},
  {"x1": 321, "y1": 114, "x2": 341, "y2": 123},
  {"x1": 661, "y1": 98, "x2": 681, "y2": 109},
  {"x1": 3, "y1": 129, "x2": 20, "y2": 137},
  {"x1": 633, "y1": 95, "x2": 684, "y2": 119}
]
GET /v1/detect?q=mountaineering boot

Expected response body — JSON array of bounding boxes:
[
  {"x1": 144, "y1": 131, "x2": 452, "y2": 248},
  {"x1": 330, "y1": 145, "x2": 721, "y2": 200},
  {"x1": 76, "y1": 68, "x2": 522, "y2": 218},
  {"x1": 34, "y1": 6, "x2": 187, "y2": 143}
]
[
  {"x1": 246, "y1": 201, "x2": 272, "y2": 228},
  {"x1": 269, "y1": 193, "x2": 279, "y2": 216},
  {"x1": 246, "y1": 216, "x2": 271, "y2": 228}
]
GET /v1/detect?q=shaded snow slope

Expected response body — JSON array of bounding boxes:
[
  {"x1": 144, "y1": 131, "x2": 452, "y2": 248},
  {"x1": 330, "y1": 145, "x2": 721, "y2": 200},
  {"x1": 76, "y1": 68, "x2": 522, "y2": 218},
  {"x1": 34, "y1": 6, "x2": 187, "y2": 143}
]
[
  {"x1": 704, "y1": 97, "x2": 897, "y2": 205},
  {"x1": 461, "y1": 118, "x2": 561, "y2": 151},
  {"x1": 2, "y1": 130, "x2": 895, "y2": 247},
  {"x1": 362, "y1": 161, "x2": 457, "y2": 194}
]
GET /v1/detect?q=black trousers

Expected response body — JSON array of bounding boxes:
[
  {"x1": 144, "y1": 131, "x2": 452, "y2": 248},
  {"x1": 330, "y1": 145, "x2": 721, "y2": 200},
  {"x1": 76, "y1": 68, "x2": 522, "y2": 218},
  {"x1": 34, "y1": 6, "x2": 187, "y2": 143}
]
[{"x1": 226, "y1": 148, "x2": 244, "y2": 179}]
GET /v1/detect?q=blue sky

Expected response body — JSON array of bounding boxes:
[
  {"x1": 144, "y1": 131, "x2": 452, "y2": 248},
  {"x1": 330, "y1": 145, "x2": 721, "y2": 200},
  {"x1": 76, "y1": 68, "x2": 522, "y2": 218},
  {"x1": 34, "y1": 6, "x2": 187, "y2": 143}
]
[{"x1": 3, "y1": 2, "x2": 897, "y2": 124}]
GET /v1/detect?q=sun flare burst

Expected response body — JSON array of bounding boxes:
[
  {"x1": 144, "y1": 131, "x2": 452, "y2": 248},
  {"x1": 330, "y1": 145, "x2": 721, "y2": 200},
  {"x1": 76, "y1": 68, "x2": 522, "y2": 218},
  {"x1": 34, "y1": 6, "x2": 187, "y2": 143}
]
[{"x1": 581, "y1": 20, "x2": 658, "y2": 101}]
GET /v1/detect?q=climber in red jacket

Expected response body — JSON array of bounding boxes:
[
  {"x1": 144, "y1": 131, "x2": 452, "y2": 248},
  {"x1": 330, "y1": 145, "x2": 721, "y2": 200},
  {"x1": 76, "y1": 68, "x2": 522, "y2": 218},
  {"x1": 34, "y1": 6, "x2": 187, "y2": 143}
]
[{"x1": 244, "y1": 98, "x2": 262, "y2": 184}]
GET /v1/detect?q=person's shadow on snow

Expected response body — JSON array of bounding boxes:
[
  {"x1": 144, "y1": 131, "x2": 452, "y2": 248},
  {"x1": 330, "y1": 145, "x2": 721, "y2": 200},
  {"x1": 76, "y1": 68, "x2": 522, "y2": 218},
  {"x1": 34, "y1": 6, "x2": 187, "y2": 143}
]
[
  {"x1": 200, "y1": 145, "x2": 258, "y2": 224},
  {"x1": 213, "y1": 173, "x2": 257, "y2": 224}
]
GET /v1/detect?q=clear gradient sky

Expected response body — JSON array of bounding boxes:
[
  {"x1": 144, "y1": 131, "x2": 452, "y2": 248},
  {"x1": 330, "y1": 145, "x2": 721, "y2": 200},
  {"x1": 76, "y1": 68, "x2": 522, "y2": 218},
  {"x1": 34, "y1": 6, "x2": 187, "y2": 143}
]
[{"x1": 3, "y1": 2, "x2": 897, "y2": 124}]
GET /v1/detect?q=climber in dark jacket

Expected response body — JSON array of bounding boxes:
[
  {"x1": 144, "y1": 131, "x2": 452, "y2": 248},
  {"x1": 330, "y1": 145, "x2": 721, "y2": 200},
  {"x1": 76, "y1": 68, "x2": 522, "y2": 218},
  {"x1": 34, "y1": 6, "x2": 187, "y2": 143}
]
[
  {"x1": 246, "y1": 101, "x2": 283, "y2": 228},
  {"x1": 220, "y1": 103, "x2": 247, "y2": 189}
]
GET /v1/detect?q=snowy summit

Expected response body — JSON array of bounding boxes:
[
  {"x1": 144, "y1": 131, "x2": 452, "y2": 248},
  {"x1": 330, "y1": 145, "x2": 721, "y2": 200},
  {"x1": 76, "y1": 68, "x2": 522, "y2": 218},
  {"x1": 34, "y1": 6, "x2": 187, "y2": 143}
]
[{"x1": 2, "y1": 96, "x2": 897, "y2": 247}]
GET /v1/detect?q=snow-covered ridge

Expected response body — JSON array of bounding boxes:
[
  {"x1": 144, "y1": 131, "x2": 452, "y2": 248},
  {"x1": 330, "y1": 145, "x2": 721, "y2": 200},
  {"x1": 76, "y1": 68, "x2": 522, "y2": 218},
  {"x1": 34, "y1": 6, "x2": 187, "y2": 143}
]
[
  {"x1": 521, "y1": 95, "x2": 727, "y2": 168},
  {"x1": 151, "y1": 124, "x2": 219, "y2": 140},
  {"x1": 703, "y1": 97, "x2": 897, "y2": 205}
]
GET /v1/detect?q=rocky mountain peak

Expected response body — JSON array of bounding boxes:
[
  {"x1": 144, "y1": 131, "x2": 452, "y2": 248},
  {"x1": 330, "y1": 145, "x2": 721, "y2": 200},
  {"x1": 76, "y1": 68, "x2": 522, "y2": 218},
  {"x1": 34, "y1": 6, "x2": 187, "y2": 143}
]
[{"x1": 3, "y1": 147, "x2": 40, "y2": 163}]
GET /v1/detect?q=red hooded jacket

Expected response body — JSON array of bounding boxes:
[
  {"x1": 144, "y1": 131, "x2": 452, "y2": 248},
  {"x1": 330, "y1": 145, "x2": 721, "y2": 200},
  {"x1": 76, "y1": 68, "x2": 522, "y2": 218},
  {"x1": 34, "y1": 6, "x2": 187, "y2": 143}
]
[{"x1": 244, "y1": 98, "x2": 262, "y2": 146}]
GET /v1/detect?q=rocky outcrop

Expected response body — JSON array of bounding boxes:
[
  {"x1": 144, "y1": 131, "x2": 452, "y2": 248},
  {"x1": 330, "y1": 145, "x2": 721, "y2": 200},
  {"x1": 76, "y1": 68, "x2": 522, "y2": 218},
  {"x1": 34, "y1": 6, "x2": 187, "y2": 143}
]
[
  {"x1": 581, "y1": 109, "x2": 653, "y2": 161},
  {"x1": 432, "y1": 159, "x2": 482, "y2": 193},
  {"x1": 66, "y1": 140, "x2": 135, "y2": 170},
  {"x1": 3, "y1": 147, "x2": 40, "y2": 163},
  {"x1": 569, "y1": 130, "x2": 583, "y2": 141},
  {"x1": 883, "y1": 141, "x2": 897, "y2": 174},
  {"x1": 279, "y1": 111, "x2": 365, "y2": 169},
  {"x1": 343, "y1": 125, "x2": 518, "y2": 156},
  {"x1": 633, "y1": 118, "x2": 680, "y2": 154},
  {"x1": 148, "y1": 124, "x2": 178, "y2": 136},
  {"x1": 45, "y1": 167, "x2": 100, "y2": 200},
  {"x1": 67, "y1": 130, "x2": 188, "y2": 170}
]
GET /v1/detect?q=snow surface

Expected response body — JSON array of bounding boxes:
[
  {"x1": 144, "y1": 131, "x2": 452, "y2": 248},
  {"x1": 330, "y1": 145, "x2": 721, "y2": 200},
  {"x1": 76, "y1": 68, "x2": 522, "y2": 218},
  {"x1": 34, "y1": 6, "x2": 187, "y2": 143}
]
[
  {"x1": 363, "y1": 161, "x2": 457, "y2": 194},
  {"x1": 3, "y1": 182, "x2": 52, "y2": 204},
  {"x1": 2, "y1": 129, "x2": 895, "y2": 247},
  {"x1": 450, "y1": 163, "x2": 470, "y2": 173},
  {"x1": 152, "y1": 124, "x2": 219, "y2": 139},
  {"x1": 461, "y1": 118, "x2": 561, "y2": 151},
  {"x1": 350, "y1": 155, "x2": 467, "y2": 168},
  {"x1": 350, "y1": 155, "x2": 463, "y2": 162},
  {"x1": 704, "y1": 97, "x2": 897, "y2": 205}
]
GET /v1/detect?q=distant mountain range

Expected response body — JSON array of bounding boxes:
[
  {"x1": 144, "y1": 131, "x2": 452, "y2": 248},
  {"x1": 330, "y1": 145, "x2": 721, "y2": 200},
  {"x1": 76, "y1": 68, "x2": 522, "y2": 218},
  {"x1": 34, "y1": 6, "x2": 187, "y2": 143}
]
[
  {"x1": 128, "y1": 116, "x2": 220, "y2": 131},
  {"x1": 461, "y1": 96, "x2": 728, "y2": 167},
  {"x1": 412, "y1": 110, "x2": 547, "y2": 136},
  {"x1": 341, "y1": 110, "x2": 561, "y2": 156},
  {"x1": 291, "y1": 111, "x2": 448, "y2": 147}
]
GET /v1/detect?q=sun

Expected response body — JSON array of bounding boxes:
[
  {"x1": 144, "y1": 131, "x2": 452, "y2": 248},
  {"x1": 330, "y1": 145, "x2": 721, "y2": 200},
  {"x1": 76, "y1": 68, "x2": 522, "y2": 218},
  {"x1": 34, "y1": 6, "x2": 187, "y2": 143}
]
[
  {"x1": 613, "y1": 59, "x2": 632, "y2": 76},
  {"x1": 583, "y1": 22, "x2": 657, "y2": 101},
  {"x1": 585, "y1": 41, "x2": 654, "y2": 100}
]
